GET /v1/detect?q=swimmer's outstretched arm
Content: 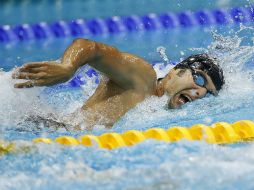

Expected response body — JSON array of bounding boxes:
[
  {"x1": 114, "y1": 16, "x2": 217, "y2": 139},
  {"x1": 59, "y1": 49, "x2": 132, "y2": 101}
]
[{"x1": 12, "y1": 38, "x2": 156, "y2": 89}]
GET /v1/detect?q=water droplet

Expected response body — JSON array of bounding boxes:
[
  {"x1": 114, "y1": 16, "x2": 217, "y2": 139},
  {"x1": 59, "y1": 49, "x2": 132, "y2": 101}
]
[{"x1": 156, "y1": 46, "x2": 170, "y2": 65}]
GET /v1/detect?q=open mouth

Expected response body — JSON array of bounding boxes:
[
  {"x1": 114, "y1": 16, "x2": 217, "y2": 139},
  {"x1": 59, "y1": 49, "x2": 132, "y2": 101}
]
[{"x1": 178, "y1": 94, "x2": 192, "y2": 104}]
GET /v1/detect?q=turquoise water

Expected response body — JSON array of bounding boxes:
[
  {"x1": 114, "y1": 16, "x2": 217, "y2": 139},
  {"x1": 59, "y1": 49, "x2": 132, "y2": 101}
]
[
  {"x1": 1, "y1": 0, "x2": 253, "y2": 26},
  {"x1": 1, "y1": 1, "x2": 254, "y2": 190}
]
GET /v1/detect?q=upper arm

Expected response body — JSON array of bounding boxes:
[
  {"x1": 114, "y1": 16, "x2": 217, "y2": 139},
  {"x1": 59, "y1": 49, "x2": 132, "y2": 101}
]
[{"x1": 88, "y1": 43, "x2": 156, "y2": 91}]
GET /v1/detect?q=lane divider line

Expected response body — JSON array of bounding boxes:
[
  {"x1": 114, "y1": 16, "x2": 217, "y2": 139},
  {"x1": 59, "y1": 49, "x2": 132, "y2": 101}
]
[
  {"x1": 1, "y1": 120, "x2": 253, "y2": 156},
  {"x1": 0, "y1": 6, "x2": 253, "y2": 43}
]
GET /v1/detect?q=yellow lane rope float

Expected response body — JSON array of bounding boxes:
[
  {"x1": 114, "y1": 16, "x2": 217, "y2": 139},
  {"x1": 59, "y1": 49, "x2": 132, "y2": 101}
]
[
  {"x1": 1, "y1": 120, "x2": 254, "y2": 155},
  {"x1": 33, "y1": 120, "x2": 254, "y2": 149}
]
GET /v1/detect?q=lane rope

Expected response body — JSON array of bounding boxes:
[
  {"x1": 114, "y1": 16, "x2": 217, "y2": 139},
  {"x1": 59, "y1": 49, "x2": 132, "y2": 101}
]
[
  {"x1": 33, "y1": 120, "x2": 254, "y2": 149},
  {"x1": 1, "y1": 120, "x2": 254, "y2": 155},
  {"x1": 0, "y1": 6, "x2": 253, "y2": 43}
]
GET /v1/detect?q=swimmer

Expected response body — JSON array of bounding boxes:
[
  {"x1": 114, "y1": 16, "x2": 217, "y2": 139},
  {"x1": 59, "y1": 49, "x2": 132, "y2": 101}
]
[{"x1": 12, "y1": 38, "x2": 224, "y2": 129}]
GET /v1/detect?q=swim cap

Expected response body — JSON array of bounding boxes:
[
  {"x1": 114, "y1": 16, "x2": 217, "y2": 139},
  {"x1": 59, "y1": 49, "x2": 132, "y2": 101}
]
[{"x1": 174, "y1": 53, "x2": 224, "y2": 92}]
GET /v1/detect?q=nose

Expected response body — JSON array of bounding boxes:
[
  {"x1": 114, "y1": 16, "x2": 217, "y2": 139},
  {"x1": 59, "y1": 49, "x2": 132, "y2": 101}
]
[{"x1": 190, "y1": 87, "x2": 207, "y2": 100}]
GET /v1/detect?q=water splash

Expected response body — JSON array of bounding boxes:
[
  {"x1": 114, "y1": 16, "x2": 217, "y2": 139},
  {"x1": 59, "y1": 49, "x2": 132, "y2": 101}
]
[
  {"x1": 1, "y1": 28, "x2": 254, "y2": 134},
  {"x1": 155, "y1": 46, "x2": 176, "y2": 78},
  {"x1": 207, "y1": 30, "x2": 254, "y2": 95},
  {"x1": 156, "y1": 46, "x2": 170, "y2": 65},
  {"x1": 0, "y1": 71, "x2": 47, "y2": 127},
  {"x1": 116, "y1": 28, "x2": 254, "y2": 131}
]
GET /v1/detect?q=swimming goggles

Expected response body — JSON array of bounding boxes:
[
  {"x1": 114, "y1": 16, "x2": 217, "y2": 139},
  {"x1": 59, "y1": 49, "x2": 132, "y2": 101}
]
[
  {"x1": 189, "y1": 67, "x2": 214, "y2": 95},
  {"x1": 192, "y1": 72, "x2": 206, "y2": 87}
]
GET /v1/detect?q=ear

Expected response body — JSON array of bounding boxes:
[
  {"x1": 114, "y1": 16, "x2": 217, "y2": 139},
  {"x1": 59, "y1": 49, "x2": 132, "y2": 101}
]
[{"x1": 156, "y1": 79, "x2": 165, "y2": 97}]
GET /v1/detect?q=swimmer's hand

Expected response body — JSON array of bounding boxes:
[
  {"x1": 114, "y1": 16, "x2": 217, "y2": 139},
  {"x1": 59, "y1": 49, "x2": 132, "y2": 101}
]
[{"x1": 12, "y1": 61, "x2": 75, "y2": 88}]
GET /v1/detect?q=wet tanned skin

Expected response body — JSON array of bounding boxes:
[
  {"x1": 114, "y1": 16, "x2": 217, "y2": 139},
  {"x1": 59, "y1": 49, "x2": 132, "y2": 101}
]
[{"x1": 12, "y1": 38, "x2": 216, "y2": 129}]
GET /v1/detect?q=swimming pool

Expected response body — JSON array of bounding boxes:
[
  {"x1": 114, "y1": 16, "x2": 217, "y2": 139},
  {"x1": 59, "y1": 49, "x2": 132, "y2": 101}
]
[{"x1": 1, "y1": 1, "x2": 254, "y2": 189}]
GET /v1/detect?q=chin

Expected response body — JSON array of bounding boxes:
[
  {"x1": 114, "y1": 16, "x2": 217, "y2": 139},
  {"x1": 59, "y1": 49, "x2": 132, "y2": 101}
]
[
  {"x1": 167, "y1": 94, "x2": 184, "y2": 109},
  {"x1": 168, "y1": 103, "x2": 181, "y2": 109},
  {"x1": 168, "y1": 98, "x2": 180, "y2": 109}
]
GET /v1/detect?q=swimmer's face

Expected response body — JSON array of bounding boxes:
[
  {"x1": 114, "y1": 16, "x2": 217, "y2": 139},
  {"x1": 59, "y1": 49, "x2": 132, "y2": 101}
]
[{"x1": 158, "y1": 68, "x2": 217, "y2": 109}]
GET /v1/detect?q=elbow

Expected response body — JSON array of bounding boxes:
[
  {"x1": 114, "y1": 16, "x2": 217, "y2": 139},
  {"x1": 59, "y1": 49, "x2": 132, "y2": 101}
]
[
  {"x1": 73, "y1": 38, "x2": 89, "y2": 44},
  {"x1": 73, "y1": 38, "x2": 96, "y2": 51},
  {"x1": 72, "y1": 38, "x2": 97, "y2": 59}
]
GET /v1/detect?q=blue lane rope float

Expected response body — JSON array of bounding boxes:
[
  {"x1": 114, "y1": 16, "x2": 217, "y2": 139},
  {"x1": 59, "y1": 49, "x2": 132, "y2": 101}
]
[{"x1": 0, "y1": 6, "x2": 254, "y2": 43}]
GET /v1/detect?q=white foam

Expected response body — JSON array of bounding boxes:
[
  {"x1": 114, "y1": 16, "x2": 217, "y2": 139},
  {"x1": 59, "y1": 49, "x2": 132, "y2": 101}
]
[{"x1": 0, "y1": 71, "x2": 49, "y2": 126}]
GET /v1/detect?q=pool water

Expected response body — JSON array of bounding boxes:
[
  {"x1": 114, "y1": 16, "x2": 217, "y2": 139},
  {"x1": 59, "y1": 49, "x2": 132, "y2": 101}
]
[
  {"x1": 1, "y1": 1, "x2": 254, "y2": 190},
  {"x1": 0, "y1": 0, "x2": 252, "y2": 26}
]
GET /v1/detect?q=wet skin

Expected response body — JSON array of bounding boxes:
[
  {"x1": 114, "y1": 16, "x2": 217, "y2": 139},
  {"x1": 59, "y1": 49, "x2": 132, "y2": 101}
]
[{"x1": 12, "y1": 39, "x2": 217, "y2": 129}]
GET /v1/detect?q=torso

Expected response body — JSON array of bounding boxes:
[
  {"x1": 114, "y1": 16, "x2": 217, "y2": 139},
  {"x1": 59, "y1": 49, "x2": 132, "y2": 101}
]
[
  {"x1": 82, "y1": 76, "x2": 126, "y2": 109},
  {"x1": 79, "y1": 73, "x2": 156, "y2": 129},
  {"x1": 72, "y1": 52, "x2": 158, "y2": 129}
]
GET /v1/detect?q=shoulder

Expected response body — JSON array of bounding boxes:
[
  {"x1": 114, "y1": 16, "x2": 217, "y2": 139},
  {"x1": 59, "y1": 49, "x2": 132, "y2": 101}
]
[
  {"x1": 120, "y1": 52, "x2": 157, "y2": 92},
  {"x1": 120, "y1": 53, "x2": 155, "y2": 74}
]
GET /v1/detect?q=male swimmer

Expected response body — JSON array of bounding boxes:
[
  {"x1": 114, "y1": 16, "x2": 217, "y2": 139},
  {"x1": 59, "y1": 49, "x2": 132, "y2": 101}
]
[{"x1": 12, "y1": 39, "x2": 224, "y2": 129}]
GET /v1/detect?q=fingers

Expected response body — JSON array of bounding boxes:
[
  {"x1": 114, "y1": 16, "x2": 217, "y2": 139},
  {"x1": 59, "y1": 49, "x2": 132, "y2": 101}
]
[
  {"x1": 12, "y1": 62, "x2": 48, "y2": 79},
  {"x1": 23, "y1": 62, "x2": 46, "y2": 68},
  {"x1": 12, "y1": 61, "x2": 54, "y2": 88},
  {"x1": 12, "y1": 72, "x2": 47, "y2": 79},
  {"x1": 19, "y1": 66, "x2": 47, "y2": 73},
  {"x1": 14, "y1": 80, "x2": 44, "y2": 88},
  {"x1": 14, "y1": 81, "x2": 34, "y2": 88}
]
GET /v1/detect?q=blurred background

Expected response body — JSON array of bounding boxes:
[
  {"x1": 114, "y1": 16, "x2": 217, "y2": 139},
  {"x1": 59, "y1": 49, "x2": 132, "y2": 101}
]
[
  {"x1": 1, "y1": 0, "x2": 254, "y2": 71},
  {"x1": 0, "y1": 0, "x2": 253, "y2": 26}
]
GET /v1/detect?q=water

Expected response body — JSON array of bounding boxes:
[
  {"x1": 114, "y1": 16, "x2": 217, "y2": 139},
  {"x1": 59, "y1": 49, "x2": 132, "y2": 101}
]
[
  {"x1": 1, "y1": 2, "x2": 254, "y2": 190},
  {"x1": 1, "y1": 24, "x2": 254, "y2": 189},
  {"x1": 1, "y1": 0, "x2": 253, "y2": 26}
]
